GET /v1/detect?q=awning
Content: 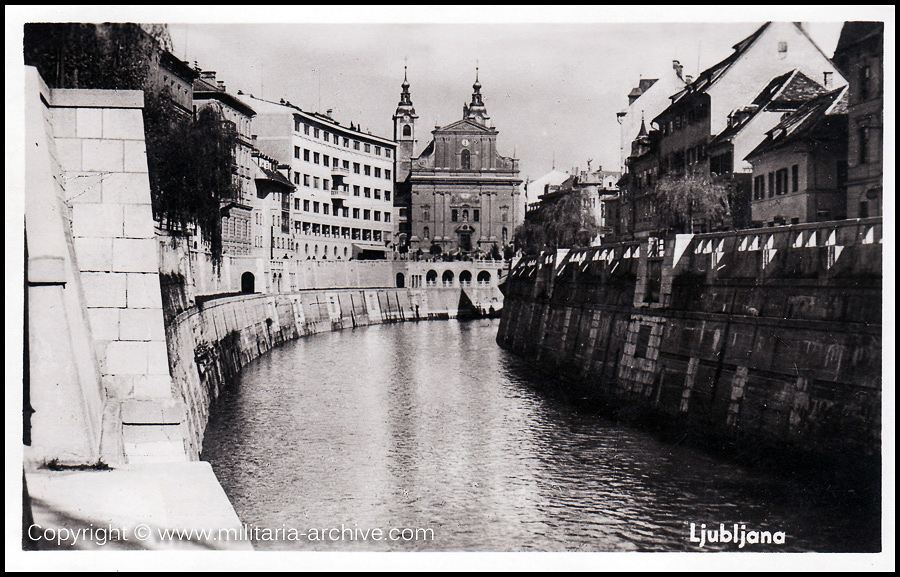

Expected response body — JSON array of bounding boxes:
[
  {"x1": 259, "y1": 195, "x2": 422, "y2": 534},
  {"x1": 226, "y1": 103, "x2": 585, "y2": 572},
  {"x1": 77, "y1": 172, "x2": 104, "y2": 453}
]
[{"x1": 352, "y1": 242, "x2": 389, "y2": 260}]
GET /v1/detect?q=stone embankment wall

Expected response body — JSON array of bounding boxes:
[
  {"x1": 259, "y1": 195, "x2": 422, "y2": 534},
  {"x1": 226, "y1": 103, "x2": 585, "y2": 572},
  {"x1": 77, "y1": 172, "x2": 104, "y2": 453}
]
[
  {"x1": 497, "y1": 219, "x2": 882, "y2": 462},
  {"x1": 165, "y1": 288, "x2": 418, "y2": 459}
]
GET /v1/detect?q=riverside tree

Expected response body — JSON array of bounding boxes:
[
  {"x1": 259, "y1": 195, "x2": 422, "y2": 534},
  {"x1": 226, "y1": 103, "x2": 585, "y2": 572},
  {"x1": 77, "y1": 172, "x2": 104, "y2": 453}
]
[
  {"x1": 513, "y1": 189, "x2": 601, "y2": 255},
  {"x1": 650, "y1": 171, "x2": 732, "y2": 234}
]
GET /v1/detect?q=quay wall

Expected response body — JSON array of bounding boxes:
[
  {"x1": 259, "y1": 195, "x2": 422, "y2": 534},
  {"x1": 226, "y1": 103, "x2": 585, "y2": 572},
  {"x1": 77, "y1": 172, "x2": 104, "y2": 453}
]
[{"x1": 497, "y1": 219, "x2": 882, "y2": 462}]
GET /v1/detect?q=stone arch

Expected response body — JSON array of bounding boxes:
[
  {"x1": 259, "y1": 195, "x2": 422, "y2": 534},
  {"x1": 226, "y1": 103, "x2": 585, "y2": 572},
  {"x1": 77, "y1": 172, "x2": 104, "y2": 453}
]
[
  {"x1": 442, "y1": 270, "x2": 454, "y2": 285},
  {"x1": 459, "y1": 270, "x2": 472, "y2": 285},
  {"x1": 477, "y1": 270, "x2": 491, "y2": 284},
  {"x1": 396, "y1": 272, "x2": 405, "y2": 288},
  {"x1": 426, "y1": 269, "x2": 438, "y2": 284},
  {"x1": 461, "y1": 149, "x2": 471, "y2": 170},
  {"x1": 403, "y1": 125, "x2": 411, "y2": 137},
  {"x1": 241, "y1": 271, "x2": 255, "y2": 294}
]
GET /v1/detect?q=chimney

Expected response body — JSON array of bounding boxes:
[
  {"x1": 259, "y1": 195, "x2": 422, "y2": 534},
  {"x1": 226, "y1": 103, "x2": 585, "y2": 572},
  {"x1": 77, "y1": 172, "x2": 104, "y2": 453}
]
[
  {"x1": 685, "y1": 75, "x2": 693, "y2": 84},
  {"x1": 673, "y1": 60, "x2": 683, "y2": 80},
  {"x1": 217, "y1": 80, "x2": 226, "y2": 92},
  {"x1": 326, "y1": 108, "x2": 333, "y2": 118},
  {"x1": 201, "y1": 70, "x2": 216, "y2": 82}
]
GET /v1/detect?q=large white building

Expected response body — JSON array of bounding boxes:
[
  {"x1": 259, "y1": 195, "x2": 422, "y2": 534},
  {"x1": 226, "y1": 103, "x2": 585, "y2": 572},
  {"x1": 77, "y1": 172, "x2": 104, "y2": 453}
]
[{"x1": 250, "y1": 96, "x2": 397, "y2": 260}]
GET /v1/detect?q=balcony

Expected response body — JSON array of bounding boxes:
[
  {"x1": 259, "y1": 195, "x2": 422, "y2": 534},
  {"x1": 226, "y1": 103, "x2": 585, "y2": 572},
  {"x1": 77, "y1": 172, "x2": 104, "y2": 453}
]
[
  {"x1": 331, "y1": 185, "x2": 350, "y2": 199},
  {"x1": 331, "y1": 165, "x2": 350, "y2": 176}
]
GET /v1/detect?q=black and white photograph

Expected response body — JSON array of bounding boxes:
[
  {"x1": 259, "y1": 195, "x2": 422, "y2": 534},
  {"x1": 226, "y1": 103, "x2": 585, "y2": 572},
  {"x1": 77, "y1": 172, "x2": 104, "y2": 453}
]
[{"x1": 7, "y1": 5, "x2": 893, "y2": 572}]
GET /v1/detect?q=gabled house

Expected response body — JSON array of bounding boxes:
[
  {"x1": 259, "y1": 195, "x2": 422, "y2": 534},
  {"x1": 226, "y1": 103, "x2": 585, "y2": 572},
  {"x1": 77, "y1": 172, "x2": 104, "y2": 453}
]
[
  {"x1": 624, "y1": 22, "x2": 845, "y2": 236},
  {"x1": 745, "y1": 86, "x2": 849, "y2": 225}
]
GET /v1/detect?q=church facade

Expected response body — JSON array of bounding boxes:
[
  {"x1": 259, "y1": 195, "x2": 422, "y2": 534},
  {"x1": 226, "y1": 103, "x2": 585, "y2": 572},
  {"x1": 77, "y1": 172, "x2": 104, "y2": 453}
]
[{"x1": 394, "y1": 70, "x2": 522, "y2": 254}]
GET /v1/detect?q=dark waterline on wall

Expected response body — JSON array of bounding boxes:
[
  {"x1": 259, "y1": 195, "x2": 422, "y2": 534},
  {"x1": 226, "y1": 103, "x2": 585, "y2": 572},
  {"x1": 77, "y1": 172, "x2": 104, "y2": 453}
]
[{"x1": 201, "y1": 320, "x2": 879, "y2": 551}]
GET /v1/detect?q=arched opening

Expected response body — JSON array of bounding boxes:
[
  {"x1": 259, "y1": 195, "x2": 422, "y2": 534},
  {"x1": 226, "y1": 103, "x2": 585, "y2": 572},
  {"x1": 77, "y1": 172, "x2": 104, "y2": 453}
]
[
  {"x1": 442, "y1": 270, "x2": 454, "y2": 286},
  {"x1": 477, "y1": 270, "x2": 491, "y2": 285},
  {"x1": 461, "y1": 149, "x2": 470, "y2": 170},
  {"x1": 423, "y1": 226, "x2": 430, "y2": 240},
  {"x1": 459, "y1": 270, "x2": 472, "y2": 286},
  {"x1": 426, "y1": 270, "x2": 438, "y2": 285},
  {"x1": 241, "y1": 271, "x2": 255, "y2": 294},
  {"x1": 402, "y1": 125, "x2": 411, "y2": 137},
  {"x1": 396, "y1": 272, "x2": 405, "y2": 288}
]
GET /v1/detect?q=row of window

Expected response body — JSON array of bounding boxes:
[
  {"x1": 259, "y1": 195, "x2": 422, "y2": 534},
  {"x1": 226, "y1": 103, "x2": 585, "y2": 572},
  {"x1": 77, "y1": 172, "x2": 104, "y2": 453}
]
[
  {"x1": 420, "y1": 226, "x2": 509, "y2": 243},
  {"x1": 294, "y1": 222, "x2": 389, "y2": 242},
  {"x1": 292, "y1": 120, "x2": 393, "y2": 158},
  {"x1": 753, "y1": 165, "x2": 800, "y2": 200},
  {"x1": 660, "y1": 104, "x2": 708, "y2": 136},
  {"x1": 291, "y1": 174, "x2": 392, "y2": 201},
  {"x1": 293, "y1": 147, "x2": 393, "y2": 180},
  {"x1": 420, "y1": 207, "x2": 510, "y2": 222},
  {"x1": 293, "y1": 199, "x2": 392, "y2": 222}
]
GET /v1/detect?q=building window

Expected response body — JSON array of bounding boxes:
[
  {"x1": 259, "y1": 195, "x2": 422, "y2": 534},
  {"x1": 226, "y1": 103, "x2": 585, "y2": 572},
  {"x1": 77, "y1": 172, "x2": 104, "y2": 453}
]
[
  {"x1": 304, "y1": 124, "x2": 310, "y2": 135},
  {"x1": 364, "y1": 165, "x2": 371, "y2": 176},
  {"x1": 364, "y1": 209, "x2": 371, "y2": 220},
  {"x1": 791, "y1": 164, "x2": 799, "y2": 193},
  {"x1": 473, "y1": 209, "x2": 480, "y2": 222},
  {"x1": 353, "y1": 140, "x2": 360, "y2": 150},
  {"x1": 364, "y1": 143, "x2": 371, "y2": 153},
  {"x1": 778, "y1": 41, "x2": 788, "y2": 53},
  {"x1": 502, "y1": 227, "x2": 508, "y2": 245},
  {"x1": 386, "y1": 169, "x2": 391, "y2": 180},
  {"x1": 461, "y1": 149, "x2": 471, "y2": 170},
  {"x1": 500, "y1": 207, "x2": 508, "y2": 221},
  {"x1": 451, "y1": 209, "x2": 458, "y2": 222},
  {"x1": 324, "y1": 132, "x2": 329, "y2": 143},
  {"x1": 324, "y1": 179, "x2": 330, "y2": 190},
  {"x1": 313, "y1": 202, "x2": 320, "y2": 213},
  {"x1": 313, "y1": 152, "x2": 320, "y2": 164},
  {"x1": 314, "y1": 128, "x2": 320, "y2": 138},
  {"x1": 304, "y1": 200, "x2": 310, "y2": 211},
  {"x1": 423, "y1": 209, "x2": 430, "y2": 221},
  {"x1": 323, "y1": 154, "x2": 330, "y2": 166},
  {"x1": 402, "y1": 125, "x2": 411, "y2": 137},
  {"x1": 294, "y1": 146, "x2": 300, "y2": 159},
  {"x1": 775, "y1": 168, "x2": 788, "y2": 195},
  {"x1": 462, "y1": 209, "x2": 469, "y2": 222},
  {"x1": 385, "y1": 190, "x2": 391, "y2": 201},
  {"x1": 353, "y1": 185, "x2": 360, "y2": 196},
  {"x1": 294, "y1": 173, "x2": 301, "y2": 185},
  {"x1": 768, "y1": 172, "x2": 775, "y2": 198},
  {"x1": 386, "y1": 149, "x2": 392, "y2": 158},
  {"x1": 385, "y1": 213, "x2": 390, "y2": 223},
  {"x1": 353, "y1": 163, "x2": 361, "y2": 174},
  {"x1": 364, "y1": 187, "x2": 371, "y2": 198},
  {"x1": 858, "y1": 127, "x2": 869, "y2": 165},
  {"x1": 304, "y1": 149, "x2": 310, "y2": 162},
  {"x1": 374, "y1": 211, "x2": 381, "y2": 222},
  {"x1": 374, "y1": 167, "x2": 381, "y2": 178},
  {"x1": 859, "y1": 65, "x2": 871, "y2": 100},
  {"x1": 753, "y1": 175, "x2": 765, "y2": 200},
  {"x1": 423, "y1": 226, "x2": 430, "y2": 240},
  {"x1": 304, "y1": 174, "x2": 310, "y2": 186},
  {"x1": 313, "y1": 177, "x2": 320, "y2": 188},
  {"x1": 343, "y1": 159, "x2": 350, "y2": 169},
  {"x1": 353, "y1": 208, "x2": 360, "y2": 219},
  {"x1": 859, "y1": 201, "x2": 868, "y2": 218},
  {"x1": 375, "y1": 146, "x2": 381, "y2": 155},
  {"x1": 374, "y1": 189, "x2": 381, "y2": 199},
  {"x1": 323, "y1": 204, "x2": 329, "y2": 216}
]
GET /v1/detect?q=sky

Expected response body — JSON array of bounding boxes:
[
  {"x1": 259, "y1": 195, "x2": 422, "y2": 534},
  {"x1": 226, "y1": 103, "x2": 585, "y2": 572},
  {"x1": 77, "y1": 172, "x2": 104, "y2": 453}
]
[{"x1": 11, "y1": 6, "x2": 889, "y2": 185}]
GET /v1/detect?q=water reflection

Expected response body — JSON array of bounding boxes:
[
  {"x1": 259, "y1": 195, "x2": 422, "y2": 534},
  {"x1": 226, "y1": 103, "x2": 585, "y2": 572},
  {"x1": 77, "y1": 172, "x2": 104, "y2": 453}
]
[{"x1": 202, "y1": 320, "x2": 879, "y2": 552}]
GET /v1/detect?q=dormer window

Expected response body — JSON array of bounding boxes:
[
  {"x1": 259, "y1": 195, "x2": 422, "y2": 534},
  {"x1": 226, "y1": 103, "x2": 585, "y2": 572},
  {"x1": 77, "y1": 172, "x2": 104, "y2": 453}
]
[{"x1": 778, "y1": 41, "x2": 788, "y2": 53}]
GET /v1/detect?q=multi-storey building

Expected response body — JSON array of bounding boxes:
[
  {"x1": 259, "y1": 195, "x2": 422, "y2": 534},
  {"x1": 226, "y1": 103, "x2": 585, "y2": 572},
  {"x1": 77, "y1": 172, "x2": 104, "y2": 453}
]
[
  {"x1": 745, "y1": 86, "x2": 849, "y2": 225},
  {"x1": 250, "y1": 150, "x2": 296, "y2": 292},
  {"x1": 250, "y1": 96, "x2": 397, "y2": 260},
  {"x1": 832, "y1": 21, "x2": 884, "y2": 218},
  {"x1": 192, "y1": 70, "x2": 257, "y2": 256},
  {"x1": 622, "y1": 21, "x2": 846, "y2": 238},
  {"x1": 395, "y1": 70, "x2": 522, "y2": 254}
]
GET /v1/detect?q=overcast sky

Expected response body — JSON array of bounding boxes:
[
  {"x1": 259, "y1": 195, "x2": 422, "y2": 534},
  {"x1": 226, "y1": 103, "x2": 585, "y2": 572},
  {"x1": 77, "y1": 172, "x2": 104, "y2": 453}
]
[
  {"x1": 164, "y1": 16, "x2": 851, "y2": 182},
  {"x1": 11, "y1": 7, "x2": 891, "y2": 184}
]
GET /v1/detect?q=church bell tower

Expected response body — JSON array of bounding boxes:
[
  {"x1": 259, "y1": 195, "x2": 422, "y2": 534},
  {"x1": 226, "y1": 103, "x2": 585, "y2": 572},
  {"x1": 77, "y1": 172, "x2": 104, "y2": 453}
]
[{"x1": 393, "y1": 66, "x2": 417, "y2": 183}]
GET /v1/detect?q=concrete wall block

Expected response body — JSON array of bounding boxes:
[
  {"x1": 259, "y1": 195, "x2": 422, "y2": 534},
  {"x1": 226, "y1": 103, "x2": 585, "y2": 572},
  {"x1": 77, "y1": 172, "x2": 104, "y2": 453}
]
[
  {"x1": 71, "y1": 203, "x2": 124, "y2": 238},
  {"x1": 123, "y1": 140, "x2": 148, "y2": 173},
  {"x1": 126, "y1": 273, "x2": 163, "y2": 308},
  {"x1": 54, "y1": 138, "x2": 82, "y2": 171},
  {"x1": 82, "y1": 139, "x2": 123, "y2": 172},
  {"x1": 81, "y1": 272, "x2": 127, "y2": 308},
  {"x1": 51, "y1": 107, "x2": 77, "y2": 137},
  {"x1": 73, "y1": 237, "x2": 114, "y2": 271},
  {"x1": 106, "y1": 341, "x2": 148, "y2": 374},
  {"x1": 146, "y1": 341, "x2": 171, "y2": 376},
  {"x1": 86, "y1": 307, "x2": 119, "y2": 341},
  {"x1": 122, "y1": 398, "x2": 182, "y2": 424},
  {"x1": 63, "y1": 171, "x2": 104, "y2": 203},
  {"x1": 102, "y1": 172, "x2": 151, "y2": 205},
  {"x1": 76, "y1": 108, "x2": 103, "y2": 138},
  {"x1": 123, "y1": 204, "x2": 155, "y2": 239},
  {"x1": 132, "y1": 375, "x2": 174, "y2": 400},
  {"x1": 119, "y1": 308, "x2": 166, "y2": 341},
  {"x1": 112, "y1": 238, "x2": 159, "y2": 273},
  {"x1": 102, "y1": 108, "x2": 145, "y2": 140},
  {"x1": 101, "y1": 374, "x2": 135, "y2": 399}
]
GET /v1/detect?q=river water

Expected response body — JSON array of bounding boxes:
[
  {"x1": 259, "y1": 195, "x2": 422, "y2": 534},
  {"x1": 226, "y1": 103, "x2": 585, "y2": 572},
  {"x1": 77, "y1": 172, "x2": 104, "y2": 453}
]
[{"x1": 202, "y1": 319, "x2": 880, "y2": 552}]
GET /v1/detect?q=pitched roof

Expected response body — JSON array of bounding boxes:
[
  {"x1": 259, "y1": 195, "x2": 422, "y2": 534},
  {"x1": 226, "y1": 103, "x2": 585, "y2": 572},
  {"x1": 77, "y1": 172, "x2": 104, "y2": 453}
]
[
  {"x1": 710, "y1": 70, "x2": 827, "y2": 146},
  {"x1": 745, "y1": 85, "x2": 848, "y2": 160},
  {"x1": 835, "y1": 21, "x2": 884, "y2": 54}
]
